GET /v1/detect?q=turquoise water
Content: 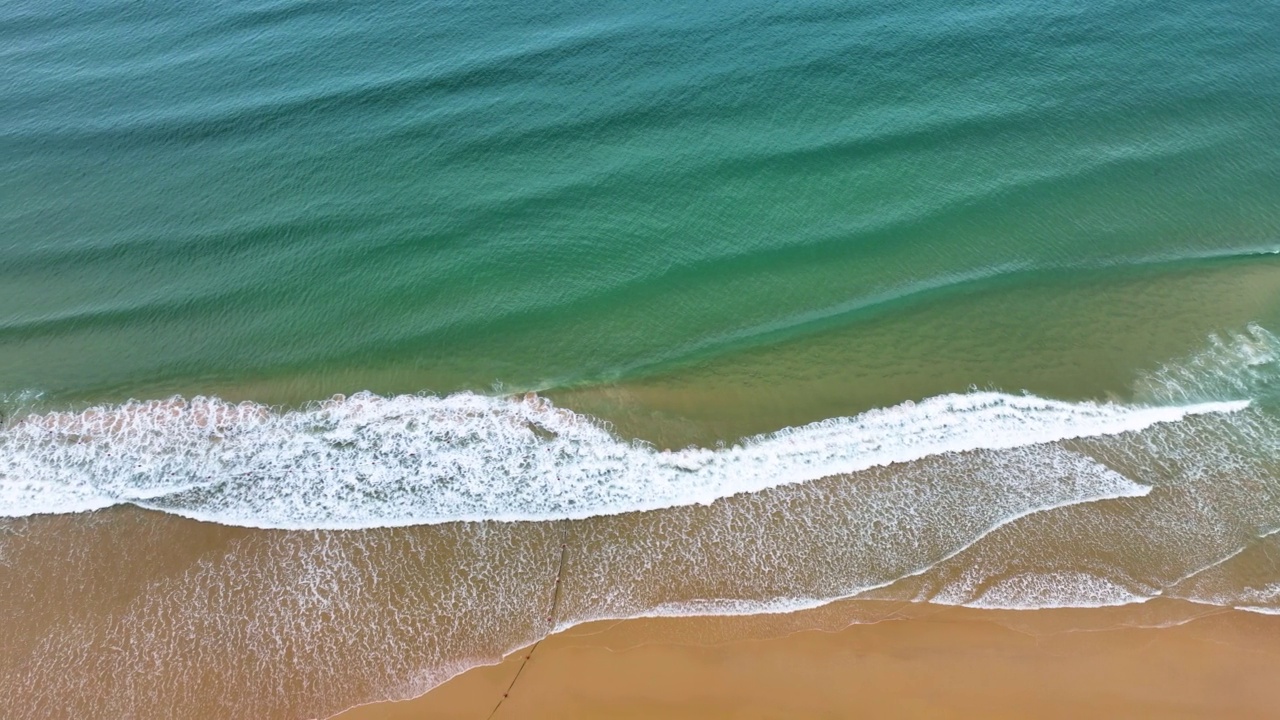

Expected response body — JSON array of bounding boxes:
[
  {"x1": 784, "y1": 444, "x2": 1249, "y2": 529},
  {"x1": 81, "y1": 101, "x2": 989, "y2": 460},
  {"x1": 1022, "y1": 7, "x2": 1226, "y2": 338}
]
[{"x1": 3, "y1": 0, "x2": 1279, "y2": 401}]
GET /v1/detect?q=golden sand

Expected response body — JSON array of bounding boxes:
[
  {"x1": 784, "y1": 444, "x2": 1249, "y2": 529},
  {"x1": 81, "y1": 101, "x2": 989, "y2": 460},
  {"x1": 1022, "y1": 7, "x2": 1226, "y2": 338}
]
[{"x1": 336, "y1": 601, "x2": 1280, "y2": 720}]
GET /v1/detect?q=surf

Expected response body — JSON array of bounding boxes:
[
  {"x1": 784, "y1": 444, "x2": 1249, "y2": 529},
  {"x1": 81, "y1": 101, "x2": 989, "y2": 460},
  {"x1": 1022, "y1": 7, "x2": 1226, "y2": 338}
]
[{"x1": 0, "y1": 387, "x2": 1247, "y2": 529}]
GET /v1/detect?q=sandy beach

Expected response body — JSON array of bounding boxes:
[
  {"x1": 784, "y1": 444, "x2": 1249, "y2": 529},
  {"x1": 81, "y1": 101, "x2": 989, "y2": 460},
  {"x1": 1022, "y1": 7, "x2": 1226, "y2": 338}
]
[{"x1": 336, "y1": 600, "x2": 1280, "y2": 719}]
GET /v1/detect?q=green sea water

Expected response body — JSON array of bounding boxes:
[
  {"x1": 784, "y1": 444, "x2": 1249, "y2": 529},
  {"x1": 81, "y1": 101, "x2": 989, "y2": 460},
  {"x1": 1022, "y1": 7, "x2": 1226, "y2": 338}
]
[{"x1": 3, "y1": 0, "x2": 1279, "y2": 419}]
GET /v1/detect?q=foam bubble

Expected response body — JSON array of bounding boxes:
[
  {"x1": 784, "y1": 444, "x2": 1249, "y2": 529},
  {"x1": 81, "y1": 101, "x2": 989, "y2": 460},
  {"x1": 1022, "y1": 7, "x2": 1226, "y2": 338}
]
[
  {"x1": 937, "y1": 570, "x2": 1153, "y2": 610},
  {"x1": 0, "y1": 390, "x2": 1245, "y2": 529}
]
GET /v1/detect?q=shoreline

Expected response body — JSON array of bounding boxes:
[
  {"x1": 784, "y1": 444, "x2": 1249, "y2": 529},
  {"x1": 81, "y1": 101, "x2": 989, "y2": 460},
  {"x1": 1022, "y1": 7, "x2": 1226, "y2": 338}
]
[{"x1": 333, "y1": 599, "x2": 1280, "y2": 719}]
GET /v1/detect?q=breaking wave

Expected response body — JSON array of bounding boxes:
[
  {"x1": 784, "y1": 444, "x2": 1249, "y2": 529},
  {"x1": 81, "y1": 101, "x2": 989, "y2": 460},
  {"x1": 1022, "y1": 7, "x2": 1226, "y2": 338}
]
[{"x1": 0, "y1": 388, "x2": 1246, "y2": 529}]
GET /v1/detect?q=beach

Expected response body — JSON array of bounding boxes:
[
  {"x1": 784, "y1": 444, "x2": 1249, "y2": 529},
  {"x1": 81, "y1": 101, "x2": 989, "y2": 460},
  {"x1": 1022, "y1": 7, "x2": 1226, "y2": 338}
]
[{"x1": 339, "y1": 601, "x2": 1280, "y2": 720}]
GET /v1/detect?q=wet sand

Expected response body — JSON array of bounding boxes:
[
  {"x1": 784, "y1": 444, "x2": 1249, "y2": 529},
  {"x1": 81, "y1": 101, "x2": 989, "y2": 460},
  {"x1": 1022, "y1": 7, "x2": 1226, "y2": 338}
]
[{"x1": 336, "y1": 600, "x2": 1280, "y2": 720}]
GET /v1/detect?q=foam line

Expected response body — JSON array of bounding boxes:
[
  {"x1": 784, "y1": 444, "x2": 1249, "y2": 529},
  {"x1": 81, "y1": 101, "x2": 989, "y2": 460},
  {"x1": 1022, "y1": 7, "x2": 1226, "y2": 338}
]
[{"x1": 0, "y1": 390, "x2": 1247, "y2": 529}]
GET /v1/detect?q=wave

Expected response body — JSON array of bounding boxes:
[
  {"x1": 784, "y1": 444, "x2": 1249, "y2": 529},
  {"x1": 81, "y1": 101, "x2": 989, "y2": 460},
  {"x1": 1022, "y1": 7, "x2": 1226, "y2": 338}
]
[
  {"x1": 595, "y1": 250, "x2": 1280, "y2": 383},
  {"x1": 5, "y1": 394, "x2": 1274, "y2": 719},
  {"x1": 0, "y1": 386, "x2": 1247, "y2": 529},
  {"x1": 6, "y1": 328, "x2": 1280, "y2": 720}
]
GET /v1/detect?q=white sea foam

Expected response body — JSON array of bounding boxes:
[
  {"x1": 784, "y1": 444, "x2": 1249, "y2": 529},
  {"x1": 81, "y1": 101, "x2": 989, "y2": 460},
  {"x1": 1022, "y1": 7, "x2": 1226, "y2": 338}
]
[
  {"x1": 0, "y1": 388, "x2": 1248, "y2": 529},
  {"x1": 1134, "y1": 323, "x2": 1280, "y2": 405},
  {"x1": 935, "y1": 570, "x2": 1154, "y2": 610}
]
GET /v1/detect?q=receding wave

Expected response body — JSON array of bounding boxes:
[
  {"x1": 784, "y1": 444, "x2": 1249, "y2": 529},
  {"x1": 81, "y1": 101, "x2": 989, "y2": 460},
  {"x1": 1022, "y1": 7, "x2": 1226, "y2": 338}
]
[{"x1": 0, "y1": 386, "x2": 1245, "y2": 529}]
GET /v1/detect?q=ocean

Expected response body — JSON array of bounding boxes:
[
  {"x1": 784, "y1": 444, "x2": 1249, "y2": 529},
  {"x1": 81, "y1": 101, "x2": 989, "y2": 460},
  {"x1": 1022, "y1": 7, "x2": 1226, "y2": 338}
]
[{"x1": 3, "y1": 0, "x2": 1280, "y2": 716}]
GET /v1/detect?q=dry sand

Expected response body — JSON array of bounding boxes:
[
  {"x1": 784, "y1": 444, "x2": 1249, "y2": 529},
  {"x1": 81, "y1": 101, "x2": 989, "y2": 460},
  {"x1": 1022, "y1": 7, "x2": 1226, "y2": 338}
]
[{"x1": 335, "y1": 599, "x2": 1280, "y2": 719}]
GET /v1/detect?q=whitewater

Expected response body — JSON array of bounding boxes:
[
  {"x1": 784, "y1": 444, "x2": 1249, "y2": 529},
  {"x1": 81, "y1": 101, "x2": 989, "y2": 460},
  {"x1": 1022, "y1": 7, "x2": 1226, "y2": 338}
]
[{"x1": 0, "y1": 387, "x2": 1249, "y2": 529}]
